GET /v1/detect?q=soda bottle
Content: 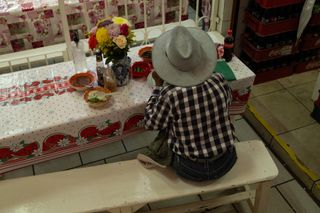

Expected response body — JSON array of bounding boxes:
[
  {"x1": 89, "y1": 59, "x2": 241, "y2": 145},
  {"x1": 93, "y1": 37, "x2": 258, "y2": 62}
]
[{"x1": 223, "y1": 29, "x2": 234, "y2": 62}]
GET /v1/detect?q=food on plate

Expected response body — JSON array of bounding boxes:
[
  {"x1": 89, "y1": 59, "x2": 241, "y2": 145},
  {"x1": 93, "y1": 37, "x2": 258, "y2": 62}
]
[
  {"x1": 69, "y1": 72, "x2": 96, "y2": 91},
  {"x1": 84, "y1": 87, "x2": 111, "y2": 108},
  {"x1": 138, "y1": 46, "x2": 152, "y2": 62},
  {"x1": 131, "y1": 61, "x2": 151, "y2": 78},
  {"x1": 87, "y1": 90, "x2": 108, "y2": 103}
]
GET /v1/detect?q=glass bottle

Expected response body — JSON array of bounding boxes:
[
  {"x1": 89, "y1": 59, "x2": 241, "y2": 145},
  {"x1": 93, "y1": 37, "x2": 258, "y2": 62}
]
[
  {"x1": 71, "y1": 32, "x2": 88, "y2": 73},
  {"x1": 104, "y1": 67, "x2": 117, "y2": 92},
  {"x1": 96, "y1": 50, "x2": 105, "y2": 87}
]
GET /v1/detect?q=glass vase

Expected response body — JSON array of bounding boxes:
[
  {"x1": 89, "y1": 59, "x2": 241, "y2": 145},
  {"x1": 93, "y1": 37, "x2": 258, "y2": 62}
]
[{"x1": 110, "y1": 55, "x2": 131, "y2": 87}]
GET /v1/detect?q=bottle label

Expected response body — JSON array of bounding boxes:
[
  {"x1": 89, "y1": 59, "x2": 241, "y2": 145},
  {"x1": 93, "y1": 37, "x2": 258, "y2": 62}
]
[
  {"x1": 97, "y1": 66, "x2": 104, "y2": 86},
  {"x1": 224, "y1": 43, "x2": 234, "y2": 49}
]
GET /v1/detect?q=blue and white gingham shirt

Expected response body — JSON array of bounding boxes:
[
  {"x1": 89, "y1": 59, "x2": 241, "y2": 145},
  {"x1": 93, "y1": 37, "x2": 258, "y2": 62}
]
[{"x1": 144, "y1": 73, "x2": 235, "y2": 159}]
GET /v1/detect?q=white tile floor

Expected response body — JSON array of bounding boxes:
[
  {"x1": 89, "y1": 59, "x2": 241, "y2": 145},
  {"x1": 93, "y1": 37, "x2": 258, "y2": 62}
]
[
  {"x1": 1, "y1": 117, "x2": 319, "y2": 212},
  {"x1": 248, "y1": 69, "x2": 320, "y2": 203}
]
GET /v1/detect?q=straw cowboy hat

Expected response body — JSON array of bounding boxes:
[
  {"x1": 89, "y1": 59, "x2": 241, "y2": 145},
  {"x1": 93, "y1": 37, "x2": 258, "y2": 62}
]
[{"x1": 152, "y1": 26, "x2": 217, "y2": 87}]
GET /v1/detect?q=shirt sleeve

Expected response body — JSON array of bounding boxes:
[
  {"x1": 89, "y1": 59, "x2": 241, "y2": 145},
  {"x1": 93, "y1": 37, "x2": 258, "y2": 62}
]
[
  {"x1": 144, "y1": 87, "x2": 173, "y2": 130},
  {"x1": 216, "y1": 73, "x2": 233, "y2": 106}
]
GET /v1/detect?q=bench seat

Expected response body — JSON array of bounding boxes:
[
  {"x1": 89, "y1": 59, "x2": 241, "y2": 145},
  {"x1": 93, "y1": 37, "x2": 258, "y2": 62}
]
[{"x1": 0, "y1": 140, "x2": 278, "y2": 213}]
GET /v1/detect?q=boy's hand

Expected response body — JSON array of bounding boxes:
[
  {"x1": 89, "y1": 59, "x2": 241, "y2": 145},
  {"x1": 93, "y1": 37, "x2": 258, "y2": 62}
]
[{"x1": 152, "y1": 72, "x2": 164, "y2": 86}]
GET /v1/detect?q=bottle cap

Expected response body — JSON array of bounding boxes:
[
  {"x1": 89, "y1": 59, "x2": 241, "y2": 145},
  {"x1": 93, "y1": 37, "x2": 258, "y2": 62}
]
[
  {"x1": 73, "y1": 31, "x2": 80, "y2": 44},
  {"x1": 227, "y1": 29, "x2": 233, "y2": 36}
]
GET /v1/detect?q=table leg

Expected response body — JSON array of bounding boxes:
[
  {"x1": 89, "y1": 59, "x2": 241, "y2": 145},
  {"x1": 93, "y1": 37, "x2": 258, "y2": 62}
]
[{"x1": 252, "y1": 181, "x2": 272, "y2": 213}]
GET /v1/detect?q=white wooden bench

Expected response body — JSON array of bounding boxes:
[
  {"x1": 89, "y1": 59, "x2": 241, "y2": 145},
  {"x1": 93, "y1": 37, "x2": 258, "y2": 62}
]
[{"x1": 0, "y1": 140, "x2": 278, "y2": 213}]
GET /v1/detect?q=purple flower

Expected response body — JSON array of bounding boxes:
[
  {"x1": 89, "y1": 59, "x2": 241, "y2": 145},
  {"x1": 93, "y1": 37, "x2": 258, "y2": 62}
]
[{"x1": 97, "y1": 19, "x2": 113, "y2": 28}]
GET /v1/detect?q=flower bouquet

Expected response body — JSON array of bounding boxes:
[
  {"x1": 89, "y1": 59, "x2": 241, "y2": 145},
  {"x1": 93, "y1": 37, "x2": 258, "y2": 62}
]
[{"x1": 88, "y1": 17, "x2": 135, "y2": 86}]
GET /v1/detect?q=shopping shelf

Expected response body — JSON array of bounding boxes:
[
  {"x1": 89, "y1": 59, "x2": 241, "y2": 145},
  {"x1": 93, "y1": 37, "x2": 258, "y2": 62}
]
[
  {"x1": 309, "y1": 13, "x2": 320, "y2": 26},
  {"x1": 254, "y1": 65, "x2": 294, "y2": 84},
  {"x1": 300, "y1": 34, "x2": 320, "y2": 51},
  {"x1": 244, "y1": 11, "x2": 299, "y2": 36},
  {"x1": 242, "y1": 38, "x2": 298, "y2": 62},
  {"x1": 294, "y1": 59, "x2": 320, "y2": 73},
  {"x1": 256, "y1": 0, "x2": 304, "y2": 8}
]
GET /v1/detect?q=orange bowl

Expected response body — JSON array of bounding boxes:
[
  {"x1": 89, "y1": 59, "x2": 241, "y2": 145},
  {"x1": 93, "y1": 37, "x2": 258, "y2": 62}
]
[
  {"x1": 138, "y1": 46, "x2": 152, "y2": 62},
  {"x1": 83, "y1": 87, "x2": 112, "y2": 108},
  {"x1": 69, "y1": 71, "x2": 96, "y2": 91}
]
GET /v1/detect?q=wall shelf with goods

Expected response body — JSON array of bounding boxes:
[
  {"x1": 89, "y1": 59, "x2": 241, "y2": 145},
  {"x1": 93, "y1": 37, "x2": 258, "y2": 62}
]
[{"x1": 241, "y1": 0, "x2": 320, "y2": 84}]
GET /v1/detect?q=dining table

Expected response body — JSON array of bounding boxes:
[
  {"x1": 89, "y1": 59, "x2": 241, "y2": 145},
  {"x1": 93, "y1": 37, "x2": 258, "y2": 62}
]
[{"x1": 0, "y1": 44, "x2": 255, "y2": 174}]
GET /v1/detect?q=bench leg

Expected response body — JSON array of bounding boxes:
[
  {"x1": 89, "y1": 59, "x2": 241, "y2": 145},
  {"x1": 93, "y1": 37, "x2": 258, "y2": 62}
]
[{"x1": 252, "y1": 181, "x2": 272, "y2": 213}]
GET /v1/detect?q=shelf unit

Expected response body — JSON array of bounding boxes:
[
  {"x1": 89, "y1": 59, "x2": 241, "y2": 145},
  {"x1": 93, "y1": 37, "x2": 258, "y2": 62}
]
[{"x1": 241, "y1": 0, "x2": 320, "y2": 84}]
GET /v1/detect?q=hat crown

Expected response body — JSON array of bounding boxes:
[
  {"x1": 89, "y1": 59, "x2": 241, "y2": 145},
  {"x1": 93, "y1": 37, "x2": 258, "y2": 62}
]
[{"x1": 165, "y1": 26, "x2": 203, "y2": 72}]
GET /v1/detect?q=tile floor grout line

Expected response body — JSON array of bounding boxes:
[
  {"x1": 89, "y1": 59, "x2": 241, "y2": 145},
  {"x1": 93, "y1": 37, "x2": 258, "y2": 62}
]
[
  {"x1": 66, "y1": 158, "x2": 106, "y2": 170},
  {"x1": 78, "y1": 153, "x2": 84, "y2": 165},
  {"x1": 251, "y1": 88, "x2": 287, "y2": 98},
  {"x1": 103, "y1": 147, "x2": 145, "y2": 161},
  {"x1": 279, "y1": 79, "x2": 319, "y2": 90},
  {"x1": 275, "y1": 184, "x2": 297, "y2": 213},
  {"x1": 32, "y1": 165, "x2": 36, "y2": 176},
  {"x1": 286, "y1": 88, "x2": 314, "y2": 113},
  {"x1": 277, "y1": 122, "x2": 317, "y2": 136},
  {"x1": 121, "y1": 139, "x2": 128, "y2": 153},
  {"x1": 271, "y1": 178, "x2": 295, "y2": 188},
  {"x1": 126, "y1": 146, "x2": 148, "y2": 153}
]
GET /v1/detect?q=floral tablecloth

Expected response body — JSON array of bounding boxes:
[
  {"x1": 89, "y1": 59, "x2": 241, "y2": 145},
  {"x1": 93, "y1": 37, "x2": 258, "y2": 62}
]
[
  {"x1": 0, "y1": 0, "x2": 189, "y2": 54},
  {"x1": 0, "y1": 43, "x2": 255, "y2": 173}
]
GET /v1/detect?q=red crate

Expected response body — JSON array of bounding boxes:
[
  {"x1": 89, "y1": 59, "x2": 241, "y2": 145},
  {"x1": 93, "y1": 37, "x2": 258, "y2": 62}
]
[
  {"x1": 254, "y1": 65, "x2": 293, "y2": 84},
  {"x1": 245, "y1": 12, "x2": 299, "y2": 36},
  {"x1": 256, "y1": 0, "x2": 304, "y2": 8},
  {"x1": 310, "y1": 13, "x2": 320, "y2": 26},
  {"x1": 242, "y1": 38, "x2": 297, "y2": 62},
  {"x1": 294, "y1": 60, "x2": 320, "y2": 73},
  {"x1": 300, "y1": 34, "x2": 320, "y2": 51}
]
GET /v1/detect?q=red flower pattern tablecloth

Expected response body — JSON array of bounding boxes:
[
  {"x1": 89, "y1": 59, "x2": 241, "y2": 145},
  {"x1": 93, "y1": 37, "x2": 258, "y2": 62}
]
[
  {"x1": 0, "y1": 0, "x2": 189, "y2": 54},
  {"x1": 0, "y1": 43, "x2": 255, "y2": 173}
]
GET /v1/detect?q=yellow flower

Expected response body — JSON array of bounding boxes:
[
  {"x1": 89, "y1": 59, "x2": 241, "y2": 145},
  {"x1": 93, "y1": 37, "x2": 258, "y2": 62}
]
[
  {"x1": 96, "y1": 27, "x2": 109, "y2": 44},
  {"x1": 113, "y1": 35, "x2": 127, "y2": 49},
  {"x1": 112, "y1": 17, "x2": 130, "y2": 26}
]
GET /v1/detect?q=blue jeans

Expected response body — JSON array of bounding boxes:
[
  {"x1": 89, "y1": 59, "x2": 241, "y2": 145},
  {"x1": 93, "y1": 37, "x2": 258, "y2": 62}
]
[{"x1": 172, "y1": 147, "x2": 237, "y2": 181}]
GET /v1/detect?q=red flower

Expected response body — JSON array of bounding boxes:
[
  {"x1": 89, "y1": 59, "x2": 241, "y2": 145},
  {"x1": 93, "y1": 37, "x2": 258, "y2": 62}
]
[
  {"x1": 88, "y1": 34, "x2": 97, "y2": 50},
  {"x1": 120, "y1": 24, "x2": 129, "y2": 36}
]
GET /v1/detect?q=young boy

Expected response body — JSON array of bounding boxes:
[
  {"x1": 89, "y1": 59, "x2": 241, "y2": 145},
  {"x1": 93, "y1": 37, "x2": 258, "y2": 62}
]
[{"x1": 139, "y1": 26, "x2": 237, "y2": 181}]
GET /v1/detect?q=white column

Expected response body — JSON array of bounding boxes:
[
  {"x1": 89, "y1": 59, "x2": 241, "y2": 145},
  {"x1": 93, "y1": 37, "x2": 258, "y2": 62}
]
[{"x1": 58, "y1": 0, "x2": 73, "y2": 60}]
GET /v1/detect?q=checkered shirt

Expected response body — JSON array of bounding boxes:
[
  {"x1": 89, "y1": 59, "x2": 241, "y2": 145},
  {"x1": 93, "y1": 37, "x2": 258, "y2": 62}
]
[{"x1": 144, "y1": 73, "x2": 235, "y2": 159}]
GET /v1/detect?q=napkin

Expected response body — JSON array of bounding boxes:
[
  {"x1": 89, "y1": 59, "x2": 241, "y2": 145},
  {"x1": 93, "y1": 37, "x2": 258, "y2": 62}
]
[{"x1": 215, "y1": 60, "x2": 236, "y2": 81}]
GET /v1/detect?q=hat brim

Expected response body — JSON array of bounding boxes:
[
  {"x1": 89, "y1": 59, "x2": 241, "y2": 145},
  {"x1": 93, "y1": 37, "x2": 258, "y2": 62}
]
[{"x1": 152, "y1": 27, "x2": 217, "y2": 87}]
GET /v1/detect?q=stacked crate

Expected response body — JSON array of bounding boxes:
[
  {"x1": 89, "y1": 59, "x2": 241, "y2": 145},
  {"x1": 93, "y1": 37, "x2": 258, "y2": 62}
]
[{"x1": 241, "y1": 0, "x2": 320, "y2": 84}]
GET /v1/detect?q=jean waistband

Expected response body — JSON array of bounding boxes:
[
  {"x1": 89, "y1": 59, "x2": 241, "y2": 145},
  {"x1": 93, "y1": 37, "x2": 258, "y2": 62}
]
[{"x1": 181, "y1": 146, "x2": 235, "y2": 163}]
